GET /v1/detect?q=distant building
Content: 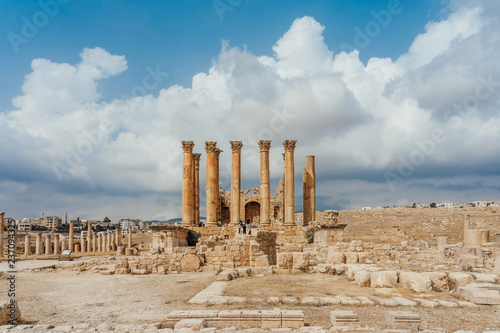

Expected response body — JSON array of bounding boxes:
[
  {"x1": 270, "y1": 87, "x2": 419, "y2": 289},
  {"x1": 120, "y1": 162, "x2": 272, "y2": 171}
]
[
  {"x1": 44, "y1": 216, "x2": 62, "y2": 230},
  {"x1": 439, "y1": 203, "x2": 454, "y2": 208},
  {"x1": 17, "y1": 220, "x2": 31, "y2": 231},
  {"x1": 119, "y1": 218, "x2": 141, "y2": 230},
  {"x1": 471, "y1": 200, "x2": 495, "y2": 207},
  {"x1": 361, "y1": 206, "x2": 372, "y2": 210}
]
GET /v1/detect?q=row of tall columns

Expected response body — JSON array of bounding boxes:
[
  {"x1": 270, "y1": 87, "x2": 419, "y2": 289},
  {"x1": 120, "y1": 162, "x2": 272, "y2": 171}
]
[
  {"x1": 0, "y1": 212, "x2": 4, "y2": 257},
  {"x1": 181, "y1": 140, "x2": 302, "y2": 227},
  {"x1": 21, "y1": 226, "x2": 125, "y2": 256},
  {"x1": 303, "y1": 155, "x2": 316, "y2": 226}
]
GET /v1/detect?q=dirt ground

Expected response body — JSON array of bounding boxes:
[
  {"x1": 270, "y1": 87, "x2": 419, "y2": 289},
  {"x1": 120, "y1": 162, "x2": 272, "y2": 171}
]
[{"x1": 1, "y1": 264, "x2": 499, "y2": 332}]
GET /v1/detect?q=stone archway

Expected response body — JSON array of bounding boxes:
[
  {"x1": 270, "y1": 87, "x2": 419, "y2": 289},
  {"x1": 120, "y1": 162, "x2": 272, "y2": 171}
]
[{"x1": 244, "y1": 201, "x2": 260, "y2": 224}]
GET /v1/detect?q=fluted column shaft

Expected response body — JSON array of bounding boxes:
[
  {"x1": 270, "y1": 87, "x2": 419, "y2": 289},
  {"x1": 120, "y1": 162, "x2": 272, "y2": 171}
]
[
  {"x1": 230, "y1": 141, "x2": 243, "y2": 225},
  {"x1": 69, "y1": 221, "x2": 74, "y2": 251},
  {"x1": 35, "y1": 233, "x2": 42, "y2": 255},
  {"x1": 128, "y1": 227, "x2": 132, "y2": 248},
  {"x1": 283, "y1": 140, "x2": 297, "y2": 226},
  {"x1": 87, "y1": 222, "x2": 92, "y2": 252},
  {"x1": 303, "y1": 155, "x2": 316, "y2": 225},
  {"x1": 205, "y1": 142, "x2": 218, "y2": 226},
  {"x1": 259, "y1": 140, "x2": 272, "y2": 226},
  {"x1": 54, "y1": 235, "x2": 59, "y2": 255},
  {"x1": 181, "y1": 141, "x2": 195, "y2": 226},
  {"x1": 215, "y1": 148, "x2": 222, "y2": 223},
  {"x1": 193, "y1": 154, "x2": 201, "y2": 226},
  {"x1": 25, "y1": 234, "x2": 30, "y2": 256},
  {"x1": 45, "y1": 234, "x2": 51, "y2": 255},
  {"x1": 116, "y1": 227, "x2": 122, "y2": 247}
]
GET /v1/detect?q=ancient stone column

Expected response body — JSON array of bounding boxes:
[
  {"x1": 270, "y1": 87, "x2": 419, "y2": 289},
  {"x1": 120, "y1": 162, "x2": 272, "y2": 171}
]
[
  {"x1": 303, "y1": 155, "x2": 316, "y2": 226},
  {"x1": 259, "y1": 140, "x2": 271, "y2": 226},
  {"x1": 87, "y1": 223, "x2": 92, "y2": 252},
  {"x1": 45, "y1": 234, "x2": 51, "y2": 255},
  {"x1": 283, "y1": 140, "x2": 297, "y2": 226},
  {"x1": 97, "y1": 234, "x2": 101, "y2": 252},
  {"x1": 35, "y1": 233, "x2": 42, "y2": 255},
  {"x1": 24, "y1": 234, "x2": 30, "y2": 256},
  {"x1": 61, "y1": 238, "x2": 67, "y2": 251},
  {"x1": 230, "y1": 141, "x2": 243, "y2": 226},
  {"x1": 69, "y1": 221, "x2": 74, "y2": 251},
  {"x1": 111, "y1": 233, "x2": 116, "y2": 251},
  {"x1": 0, "y1": 212, "x2": 4, "y2": 257},
  {"x1": 128, "y1": 227, "x2": 132, "y2": 248},
  {"x1": 106, "y1": 231, "x2": 111, "y2": 252},
  {"x1": 53, "y1": 234, "x2": 59, "y2": 255},
  {"x1": 193, "y1": 153, "x2": 201, "y2": 226},
  {"x1": 181, "y1": 141, "x2": 195, "y2": 227},
  {"x1": 215, "y1": 148, "x2": 222, "y2": 223},
  {"x1": 205, "y1": 141, "x2": 218, "y2": 226},
  {"x1": 80, "y1": 236, "x2": 86, "y2": 252},
  {"x1": 92, "y1": 233, "x2": 97, "y2": 252},
  {"x1": 116, "y1": 227, "x2": 122, "y2": 247}
]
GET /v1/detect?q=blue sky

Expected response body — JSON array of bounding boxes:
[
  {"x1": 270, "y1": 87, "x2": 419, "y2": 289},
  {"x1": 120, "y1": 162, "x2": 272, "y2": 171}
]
[{"x1": 1, "y1": 0, "x2": 499, "y2": 221}]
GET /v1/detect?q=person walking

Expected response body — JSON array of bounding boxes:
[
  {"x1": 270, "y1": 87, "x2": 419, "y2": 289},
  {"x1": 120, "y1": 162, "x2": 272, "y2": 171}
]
[
  {"x1": 238, "y1": 220, "x2": 242, "y2": 234},
  {"x1": 242, "y1": 221, "x2": 247, "y2": 234},
  {"x1": 246, "y1": 219, "x2": 251, "y2": 235}
]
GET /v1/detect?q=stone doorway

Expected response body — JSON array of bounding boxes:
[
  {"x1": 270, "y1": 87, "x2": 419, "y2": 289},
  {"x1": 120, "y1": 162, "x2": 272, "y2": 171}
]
[{"x1": 245, "y1": 201, "x2": 260, "y2": 224}]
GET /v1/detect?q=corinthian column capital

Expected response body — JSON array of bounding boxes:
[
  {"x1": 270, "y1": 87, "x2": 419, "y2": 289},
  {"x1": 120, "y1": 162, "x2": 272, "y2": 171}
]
[
  {"x1": 230, "y1": 141, "x2": 243, "y2": 153},
  {"x1": 258, "y1": 140, "x2": 271, "y2": 152},
  {"x1": 283, "y1": 140, "x2": 297, "y2": 152},
  {"x1": 182, "y1": 141, "x2": 195, "y2": 152},
  {"x1": 205, "y1": 141, "x2": 218, "y2": 153}
]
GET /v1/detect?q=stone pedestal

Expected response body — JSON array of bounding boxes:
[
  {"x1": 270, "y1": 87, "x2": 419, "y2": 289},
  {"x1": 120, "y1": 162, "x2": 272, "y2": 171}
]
[
  {"x1": 302, "y1": 155, "x2": 315, "y2": 226},
  {"x1": 385, "y1": 311, "x2": 421, "y2": 331},
  {"x1": 259, "y1": 140, "x2": 271, "y2": 226},
  {"x1": 205, "y1": 141, "x2": 218, "y2": 226},
  {"x1": 181, "y1": 141, "x2": 195, "y2": 227},
  {"x1": 230, "y1": 141, "x2": 243, "y2": 226},
  {"x1": 283, "y1": 140, "x2": 297, "y2": 226}
]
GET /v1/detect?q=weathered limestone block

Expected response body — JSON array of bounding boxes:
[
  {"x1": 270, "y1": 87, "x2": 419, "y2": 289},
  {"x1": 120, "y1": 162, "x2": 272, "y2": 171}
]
[
  {"x1": 254, "y1": 255, "x2": 272, "y2": 267},
  {"x1": 316, "y1": 264, "x2": 334, "y2": 274},
  {"x1": 174, "y1": 319, "x2": 205, "y2": 330},
  {"x1": 0, "y1": 301, "x2": 21, "y2": 325},
  {"x1": 344, "y1": 252, "x2": 359, "y2": 264},
  {"x1": 180, "y1": 254, "x2": 201, "y2": 271},
  {"x1": 399, "y1": 271, "x2": 432, "y2": 293},
  {"x1": 456, "y1": 283, "x2": 500, "y2": 305},
  {"x1": 330, "y1": 310, "x2": 359, "y2": 327},
  {"x1": 261, "y1": 309, "x2": 282, "y2": 330},
  {"x1": 277, "y1": 252, "x2": 293, "y2": 269},
  {"x1": 292, "y1": 252, "x2": 309, "y2": 270},
  {"x1": 358, "y1": 252, "x2": 374, "y2": 263},
  {"x1": 385, "y1": 311, "x2": 421, "y2": 331},
  {"x1": 327, "y1": 252, "x2": 346, "y2": 264},
  {"x1": 216, "y1": 270, "x2": 238, "y2": 281},
  {"x1": 281, "y1": 310, "x2": 304, "y2": 329},
  {"x1": 448, "y1": 272, "x2": 475, "y2": 290},
  {"x1": 370, "y1": 271, "x2": 398, "y2": 288},
  {"x1": 429, "y1": 272, "x2": 449, "y2": 292},
  {"x1": 470, "y1": 272, "x2": 499, "y2": 283},
  {"x1": 354, "y1": 270, "x2": 371, "y2": 287}
]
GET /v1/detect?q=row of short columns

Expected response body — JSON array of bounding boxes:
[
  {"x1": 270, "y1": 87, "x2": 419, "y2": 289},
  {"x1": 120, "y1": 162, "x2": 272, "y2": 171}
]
[
  {"x1": 21, "y1": 226, "x2": 133, "y2": 256},
  {"x1": 181, "y1": 140, "x2": 306, "y2": 227}
]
